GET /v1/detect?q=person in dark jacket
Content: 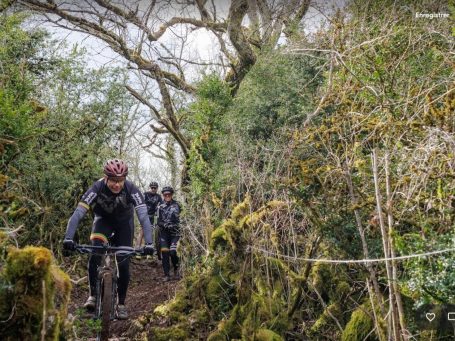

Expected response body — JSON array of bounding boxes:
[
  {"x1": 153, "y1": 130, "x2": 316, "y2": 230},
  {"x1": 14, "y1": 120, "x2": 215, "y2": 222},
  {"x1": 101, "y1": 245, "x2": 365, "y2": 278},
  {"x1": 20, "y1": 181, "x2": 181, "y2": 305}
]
[
  {"x1": 136, "y1": 181, "x2": 163, "y2": 259},
  {"x1": 157, "y1": 186, "x2": 181, "y2": 282},
  {"x1": 62, "y1": 159, "x2": 154, "y2": 319}
]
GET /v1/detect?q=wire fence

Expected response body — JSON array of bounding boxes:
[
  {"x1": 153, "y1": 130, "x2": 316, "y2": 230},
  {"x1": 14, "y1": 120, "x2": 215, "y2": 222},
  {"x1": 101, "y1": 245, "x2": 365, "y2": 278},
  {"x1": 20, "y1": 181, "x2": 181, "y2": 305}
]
[{"x1": 248, "y1": 246, "x2": 455, "y2": 264}]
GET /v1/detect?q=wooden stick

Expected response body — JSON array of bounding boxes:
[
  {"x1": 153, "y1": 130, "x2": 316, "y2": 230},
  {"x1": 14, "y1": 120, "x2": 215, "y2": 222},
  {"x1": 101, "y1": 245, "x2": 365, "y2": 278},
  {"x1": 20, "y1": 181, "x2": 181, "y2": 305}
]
[
  {"x1": 372, "y1": 149, "x2": 400, "y2": 341},
  {"x1": 41, "y1": 280, "x2": 47, "y2": 341},
  {"x1": 343, "y1": 157, "x2": 385, "y2": 315},
  {"x1": 384, "y1": 151, "x2": 409, "y2": 340},
  {"x1": 367, "y1": 278, "x2": 387, "y2": 341},
  {"x1": 70, "y1": 276, "x2": 88, "y2": 285}
]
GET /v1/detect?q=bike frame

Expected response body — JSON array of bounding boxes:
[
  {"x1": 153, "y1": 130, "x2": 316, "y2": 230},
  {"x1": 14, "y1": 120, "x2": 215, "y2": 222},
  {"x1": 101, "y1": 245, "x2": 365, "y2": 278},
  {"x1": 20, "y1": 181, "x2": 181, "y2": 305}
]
[
  {"x1": 75, "y1": 244, "x2": 144, "y2": 341},
  {"x1": 95, "y1": 251, "x2": 116, "y2": 326}
]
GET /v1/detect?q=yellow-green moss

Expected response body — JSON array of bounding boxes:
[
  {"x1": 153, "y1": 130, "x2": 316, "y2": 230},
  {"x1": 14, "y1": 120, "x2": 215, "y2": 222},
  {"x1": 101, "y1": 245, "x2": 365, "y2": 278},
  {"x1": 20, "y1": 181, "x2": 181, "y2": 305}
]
[
  {"x1": 310, "y1": 303, "x2": 342, "y2": 336},
  {"x1": 186, "y1": 272, "x2": 211, "y2": 308},
  {"x1": 149, "y1": 324, "x2": 189, "y2": 341},
  {"x1": 0, "y1": 246, "x2": 71, "y2": 340},
  {"x1": 217, "y1": 254, "x2": 236, "y2": 274},
  {"x1": 207, "y1": 328, "x2": 228, "y2": 341},
  {"x1": 265, "y1": 312, "x2": 290, "y2": 335},
  {"x1": 311, "y1": 262, "x2": 332, "y2": 296},
  {"x1": 310, "y1": 261, "x2": 350, "y2": 301},
  {"x1": 210, "y1": 226, "x2": 228, "y2": 250},
  {"x1": 239, "y1": 292, "x2": 290, "y2": 338},
  {"x1": 0, "y1": 231, "x2": 7, "y2": 243},
  {"x1": 153, "y1": 291, "x2": 191, "y2": 323},
  {"x1": 50, "y1": 265, "x2": 71, "y2": 318},
  {"x1": 147, "y1": 198, "x2": 305, "y2": 340},
  {"x1": 265, "y1": 257, "x2": 290, "y2": 278},
  {"x1": 231, "y1": 194, "x2": 251, "y2": 222},
  {"x1": 212, "y1": 305, "x2": 242, "y2": 339},
  {"x1": 226, "y1": 223, "x2": 245, "y2": 251},
  {"x1": 335, "y1": 281, "x2": 350, "y2": 298},
  {"x1": 341, "y1": 303, "x2": 378, "y2": 341},
  {"x1": 0, "y1": 231, "x2": 10, "y2": 256},
  {"x1": 0, "y1": 173, "x2": 8, "y2": 187},
  {"x1": 187, "y1": 308, "x2": 210, "y2": 330},
  {"x1": 242, "y1": 201, "x2": 286, "y2": 229},
  {"x1": 154, "y1": 303, "x2": 171, "y2": 317},
  {"x1": 206, "y1": 275, "x2": 223, "y2": 306},
  {"x1": 255, "y1": 328, "x2": 284, "y2": 341},
  {"x1": 241, "y1": 209, "x2": 266, "y2": 228},
  {"x1": 241, "y1": 302, "x2": 260, "y2": 336}
]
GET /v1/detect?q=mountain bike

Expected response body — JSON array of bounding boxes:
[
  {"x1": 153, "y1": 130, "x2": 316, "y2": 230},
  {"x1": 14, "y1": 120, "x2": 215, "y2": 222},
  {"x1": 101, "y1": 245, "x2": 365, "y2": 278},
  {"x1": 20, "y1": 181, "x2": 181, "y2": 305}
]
[{"x1": 74, "y1": 244, "x2": 145, "y2": 341}]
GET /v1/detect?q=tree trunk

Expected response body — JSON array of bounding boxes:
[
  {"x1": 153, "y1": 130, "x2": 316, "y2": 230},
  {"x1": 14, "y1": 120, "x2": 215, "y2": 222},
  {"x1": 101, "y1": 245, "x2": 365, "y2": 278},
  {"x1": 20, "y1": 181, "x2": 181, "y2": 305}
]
[{"x1": 226, "y1": 0, "x2": 257, "y2": 93}]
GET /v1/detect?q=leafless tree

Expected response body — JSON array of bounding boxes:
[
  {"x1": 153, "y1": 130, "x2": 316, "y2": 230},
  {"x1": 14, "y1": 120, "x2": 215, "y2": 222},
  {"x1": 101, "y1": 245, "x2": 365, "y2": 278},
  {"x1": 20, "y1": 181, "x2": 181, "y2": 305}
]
[{"x1": 10, "y1": 0, "x2": 312, "y2": 177}]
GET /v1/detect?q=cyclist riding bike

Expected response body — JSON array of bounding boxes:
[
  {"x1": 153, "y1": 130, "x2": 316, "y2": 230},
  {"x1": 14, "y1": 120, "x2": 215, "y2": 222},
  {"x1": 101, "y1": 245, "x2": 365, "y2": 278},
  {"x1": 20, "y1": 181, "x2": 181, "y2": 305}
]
[
  {"x1": 157, "y1": 186, "x2": 181, "y2": 282},
  {"x1": 63, "y1": 159, "x2": 154, "y2": 319}
]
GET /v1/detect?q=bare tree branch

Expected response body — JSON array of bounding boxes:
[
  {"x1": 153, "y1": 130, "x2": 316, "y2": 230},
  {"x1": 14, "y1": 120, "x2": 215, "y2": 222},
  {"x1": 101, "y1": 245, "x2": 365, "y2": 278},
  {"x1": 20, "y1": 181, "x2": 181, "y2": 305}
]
[
  {"x1": 125, "y1": 85, "x2": 160, "y2": 118},
  {"x1": 11, "y1": 0, "x2": 315, "y2": 181}
]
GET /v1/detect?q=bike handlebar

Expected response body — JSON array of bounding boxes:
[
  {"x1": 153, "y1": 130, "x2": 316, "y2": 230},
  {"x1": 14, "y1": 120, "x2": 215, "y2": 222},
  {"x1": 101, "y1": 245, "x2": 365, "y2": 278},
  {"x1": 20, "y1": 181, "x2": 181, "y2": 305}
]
[{"x1": 74, "y1": 244, "x2": 146, "y2": 256}]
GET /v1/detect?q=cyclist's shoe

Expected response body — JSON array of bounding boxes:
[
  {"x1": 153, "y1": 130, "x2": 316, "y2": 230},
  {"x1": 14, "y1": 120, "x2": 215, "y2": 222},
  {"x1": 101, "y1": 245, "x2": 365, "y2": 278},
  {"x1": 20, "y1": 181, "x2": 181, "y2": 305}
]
[
  {"x1": 163, "y1": 275, "x2": 171, "y2": 282},
  {"x1": 84, "y1": 296, "x2": 96, "y2": 311},
  {"x1": 116, "y1": 305, "x2": 128, "y2": 320}
]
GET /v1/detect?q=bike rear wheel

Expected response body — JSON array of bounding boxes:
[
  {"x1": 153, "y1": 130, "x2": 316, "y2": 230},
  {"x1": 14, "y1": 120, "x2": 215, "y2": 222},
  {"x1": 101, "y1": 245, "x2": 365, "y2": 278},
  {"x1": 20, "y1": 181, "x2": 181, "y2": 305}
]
[{"x1": 96, "y1": 271, "x2": 113, "y2": 341}]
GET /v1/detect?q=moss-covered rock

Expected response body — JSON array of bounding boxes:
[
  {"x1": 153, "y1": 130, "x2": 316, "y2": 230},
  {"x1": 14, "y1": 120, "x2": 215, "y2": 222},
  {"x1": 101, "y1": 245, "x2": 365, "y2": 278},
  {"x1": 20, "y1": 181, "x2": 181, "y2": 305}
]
[
  {"x1": 0, "y1": 246, "x2": 71, "y2": 340},
  {"x1": 341, "y1": 303, "x2": 380, "y2": 341}
]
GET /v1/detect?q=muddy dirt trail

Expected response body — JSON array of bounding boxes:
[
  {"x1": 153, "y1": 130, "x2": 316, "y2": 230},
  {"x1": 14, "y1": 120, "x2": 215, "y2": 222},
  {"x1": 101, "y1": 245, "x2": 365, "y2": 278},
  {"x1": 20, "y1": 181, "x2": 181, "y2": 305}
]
[{"x1": 67, "y1": 257, "x2": 180, "y2": 340}]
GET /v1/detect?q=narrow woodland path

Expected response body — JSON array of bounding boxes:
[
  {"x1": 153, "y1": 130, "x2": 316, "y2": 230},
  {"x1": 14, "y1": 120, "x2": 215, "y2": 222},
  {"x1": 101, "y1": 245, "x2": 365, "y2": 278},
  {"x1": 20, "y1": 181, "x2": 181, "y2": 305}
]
[{"x1": 68, "y1": 257, "x2": 180, "y2": 340}]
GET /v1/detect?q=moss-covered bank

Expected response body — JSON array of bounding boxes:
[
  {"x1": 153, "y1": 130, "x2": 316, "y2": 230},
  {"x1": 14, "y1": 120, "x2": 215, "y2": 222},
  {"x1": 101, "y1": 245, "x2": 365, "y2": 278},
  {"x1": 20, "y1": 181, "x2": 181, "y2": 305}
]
[{"x1": 0, "y1": 246, "x2": 71, "y2": 340}]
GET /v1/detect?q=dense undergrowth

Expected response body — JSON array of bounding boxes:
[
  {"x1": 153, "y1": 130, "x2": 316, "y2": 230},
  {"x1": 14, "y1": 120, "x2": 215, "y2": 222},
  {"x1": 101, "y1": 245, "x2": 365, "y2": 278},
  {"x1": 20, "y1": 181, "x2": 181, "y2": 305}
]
[
  {"x1": 0, "y1": 13, "x2": 138, "y2": 254},
  {"x1": 138, "y1": 1, "x2": 454, "y2": 340},
  {"x1": 1, "y1": 0, "x2": 454, "y2": 340},
  {"x1": 0, "y1": 12, "x2": 146, "y2": 340}
]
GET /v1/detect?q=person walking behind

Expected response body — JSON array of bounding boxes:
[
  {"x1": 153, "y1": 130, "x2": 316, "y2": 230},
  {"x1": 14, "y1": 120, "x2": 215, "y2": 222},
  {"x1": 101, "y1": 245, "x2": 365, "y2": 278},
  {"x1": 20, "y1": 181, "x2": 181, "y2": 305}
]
[
  {"x1": 157, "y1": 186, "x2": 181, "y2": 282},
  {"x1": 136, "y1": 181, "x2": 163, "y2": 259},
  {"x1": 62, "y1": 159, "x2": 154, "y2": 319}
]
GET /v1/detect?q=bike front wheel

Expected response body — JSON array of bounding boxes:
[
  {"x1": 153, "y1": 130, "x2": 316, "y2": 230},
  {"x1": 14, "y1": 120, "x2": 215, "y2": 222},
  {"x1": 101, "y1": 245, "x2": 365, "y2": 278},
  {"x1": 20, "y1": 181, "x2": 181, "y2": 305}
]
[{"x1": 96, "y1": 271, "x2": 113, "y2": 341}]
